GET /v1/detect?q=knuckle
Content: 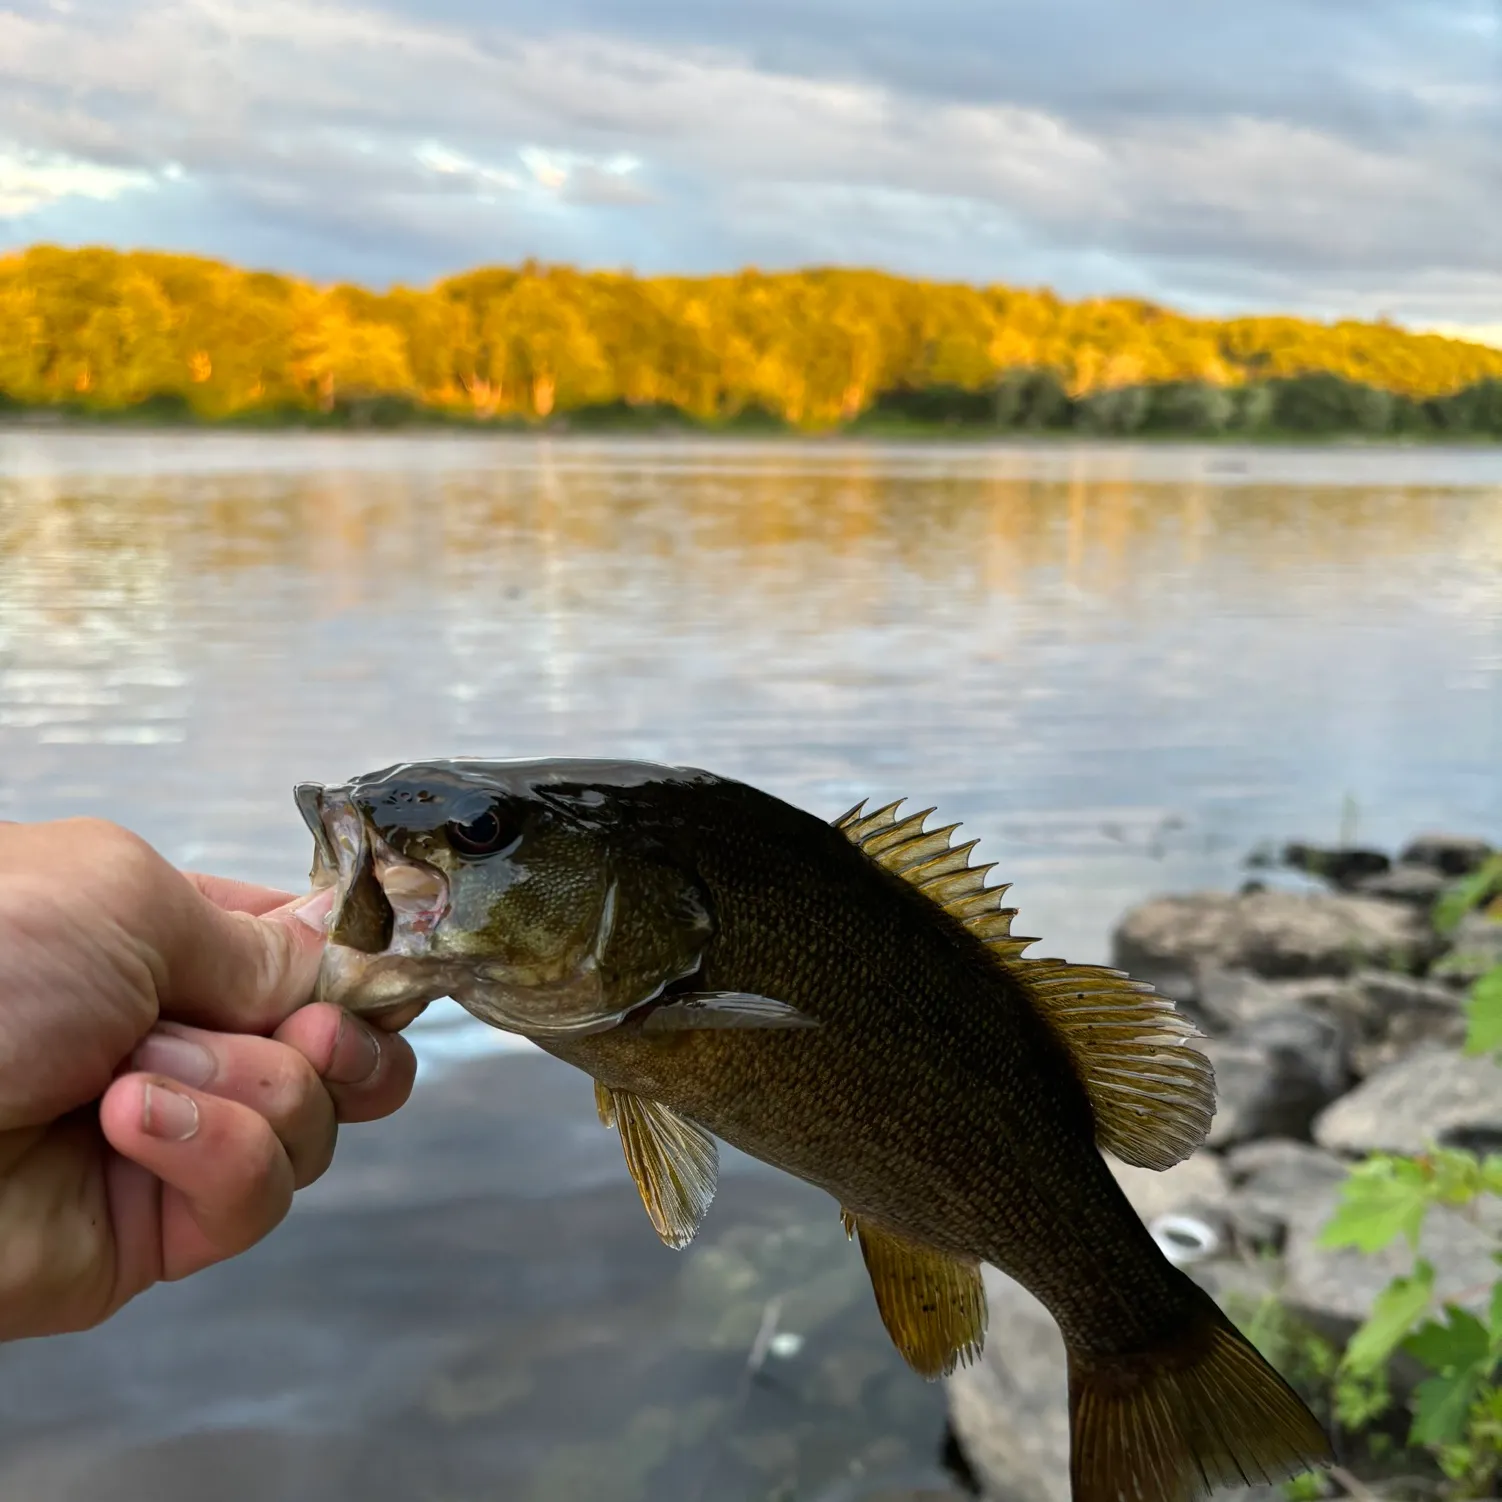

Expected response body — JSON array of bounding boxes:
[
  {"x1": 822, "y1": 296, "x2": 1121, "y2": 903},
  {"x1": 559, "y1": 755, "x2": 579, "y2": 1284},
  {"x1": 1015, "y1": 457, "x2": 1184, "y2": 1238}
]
[{"x1": 73, "y1": 819, "x2": 162, "y2": 887}]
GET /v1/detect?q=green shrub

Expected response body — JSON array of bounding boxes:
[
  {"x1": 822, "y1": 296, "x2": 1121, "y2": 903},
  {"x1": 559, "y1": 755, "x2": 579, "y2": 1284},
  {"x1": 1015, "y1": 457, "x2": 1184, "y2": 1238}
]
[{"x1": 1309, "y1": 869, "x2": 1502, "y2": 1498}]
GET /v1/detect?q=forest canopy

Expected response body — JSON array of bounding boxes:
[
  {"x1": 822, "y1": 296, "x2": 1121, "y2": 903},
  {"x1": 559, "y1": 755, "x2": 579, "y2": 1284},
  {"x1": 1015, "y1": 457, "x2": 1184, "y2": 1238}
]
[{"x1": 2, "y1": 244, "x2": 1501, "y2": 437}]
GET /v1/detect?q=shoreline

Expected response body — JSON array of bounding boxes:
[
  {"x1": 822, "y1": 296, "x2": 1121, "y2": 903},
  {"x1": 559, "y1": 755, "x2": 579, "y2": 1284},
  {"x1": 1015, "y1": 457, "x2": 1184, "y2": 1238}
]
[{"x1": 3, "y1": 409, "x2": 1501, "y2": 447}]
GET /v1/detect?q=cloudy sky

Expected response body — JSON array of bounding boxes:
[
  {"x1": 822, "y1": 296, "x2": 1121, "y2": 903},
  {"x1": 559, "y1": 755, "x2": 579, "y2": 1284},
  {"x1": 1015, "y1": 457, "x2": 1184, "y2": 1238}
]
[{"x1": 1, "y1": 0, "x2": 1499, "y2": 332}]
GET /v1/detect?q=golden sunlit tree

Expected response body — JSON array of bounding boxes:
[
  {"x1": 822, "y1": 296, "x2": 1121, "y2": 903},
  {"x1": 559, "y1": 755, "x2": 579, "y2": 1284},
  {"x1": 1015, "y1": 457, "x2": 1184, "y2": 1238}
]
[{"x1": 1, "y1": 244, "x2": 1500, "y2": 436}]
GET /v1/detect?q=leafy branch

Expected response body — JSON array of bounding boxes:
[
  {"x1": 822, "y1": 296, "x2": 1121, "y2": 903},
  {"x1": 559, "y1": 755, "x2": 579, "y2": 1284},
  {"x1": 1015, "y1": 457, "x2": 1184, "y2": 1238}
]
[{"x1": 1312, "y1": 866, "x2": 1502, "y2": 1498}]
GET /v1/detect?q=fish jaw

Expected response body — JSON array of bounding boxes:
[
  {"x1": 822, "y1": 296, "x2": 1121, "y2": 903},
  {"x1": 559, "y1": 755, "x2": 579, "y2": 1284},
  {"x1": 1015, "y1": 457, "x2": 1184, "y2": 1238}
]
[{"x1": 296, "y1": 780, "x2": 463, "y2": 1022}]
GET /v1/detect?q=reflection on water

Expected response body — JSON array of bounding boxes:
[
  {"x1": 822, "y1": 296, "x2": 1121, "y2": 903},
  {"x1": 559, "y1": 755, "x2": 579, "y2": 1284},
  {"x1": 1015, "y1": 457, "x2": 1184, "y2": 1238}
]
[
  {"x1": 2, "y1": 432, "x2": 1501, "y2": 1500},
  {"x1": 4, "y1": 433, "x2": 1499, "y2": 971}
]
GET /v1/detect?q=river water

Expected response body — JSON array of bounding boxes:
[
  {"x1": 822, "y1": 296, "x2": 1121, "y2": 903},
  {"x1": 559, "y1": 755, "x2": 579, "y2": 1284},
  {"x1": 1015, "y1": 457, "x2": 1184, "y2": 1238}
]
[{"x1": 1, "y1": 430, "x2": 1499, "y2": 1499}]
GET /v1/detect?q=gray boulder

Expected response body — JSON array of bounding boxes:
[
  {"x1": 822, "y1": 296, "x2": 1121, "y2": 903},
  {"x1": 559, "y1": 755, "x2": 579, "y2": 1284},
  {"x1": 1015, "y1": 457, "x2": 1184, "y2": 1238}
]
[
  {"x1": 945, "y1": 1270, "x2": 1071, "y2": 1502},
  {"x1": 1201, "y1": 1010, "x2": 1349, "y2": 1148},
  {"x1": 1280, "y1": 843, "x2": 1390, "y2": 890},
  {"x1": 1283, "y1": 1178, "x2": 1502, "y2": 1333},
  {"x1": 1314, "y1": 1046, "x2": 1502, "y2": 1157},
  {"x1": 1112, "y1": 891, "x2": 1435, "y2": 995},
  {"x1": 1347, "y1": 971, "x2": 1468, "y2": 1076},
  {"x1": 1193, "y1": 968, "x2": 1364, "y2": 1036},
  {"x1": 1106, "y1": 1149, "x2": 1229, "y2": 1227},
  {"x1": 1400, "y1": 833, "x2": 1494, "y2": 878},
  {"x1": 1353, "y1": 863, "x2": 1448, "y2": 906},
  {"x1": 1221, "y1": 1139, "x2": 1349, "y2": 1252},
  {"x1": 1430, "y1": 910, "x2": 1502, "y2": 989}
]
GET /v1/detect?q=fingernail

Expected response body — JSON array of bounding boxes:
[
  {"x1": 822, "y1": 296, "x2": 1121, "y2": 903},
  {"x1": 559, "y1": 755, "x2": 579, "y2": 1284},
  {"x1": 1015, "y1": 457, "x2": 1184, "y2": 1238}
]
[
  {"x1": 327, "y1": 1011, "x2": 381, "y2": 1086},
  {"x1": 142, "y1": 1083, "x2": 200, "y2": 1142},
  {"x1": 282, "y1": 888, "x2": 335, "y2": 935},
  {"x1": 132, "y1": 1028, "x2": 215, "y2": 1088}
]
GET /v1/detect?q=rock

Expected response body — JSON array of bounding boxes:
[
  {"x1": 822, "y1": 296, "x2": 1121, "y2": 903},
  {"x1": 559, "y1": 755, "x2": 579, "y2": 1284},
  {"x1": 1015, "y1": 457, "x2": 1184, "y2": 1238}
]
[
  {"x1": 1381, "y1": 859, "x2": 1458, "y2": 905},
  {"x1": 1352, "y1": 863, "x2": 1448, "y2": 906},
  {"x1": 1221, "y1": 1140, "x2": 1349, "y2": 1252},
  {"x1": 1281, "y1": 842, "x2": 1390, "y2": 890},
  {"x1": 1347, "y1": 971, "x2": 1468, "y2": 1076},
  {"x1": 1201, "y1": 1010, "x2": 1349, "y2": 1148},
  {"x1": 1194, "y1": 967, "x2": 1367, "y2": 1037},
  {"x1": 1400, "y1": 833, "x2": 1494, "y2": 878},
  {"x1": 1112, "y1": 891, "x2": 1435, "y2": 993},
  {"x1": 1314, "y1": 1046, "x2": 1502, "y2": 1157},
  {"x1": 945, "y1": 1271, "x2": 1070, "y2": 1502},
  {"x1": 1353, "y1": 969, "x2": 1468, "y2": 1026},
  {"x1": 1230, "y1": 893, "x2": 1435, "y2": 980},
  {"x1": 1223, "y1": 1139, "x2": 1350, "y2": 1207},
  {"x1": 1430, "y1": 910, "x2": 1502, "y2": 988},
  {"x1": 1283, "y1": 1177, "x2": 1502, "y2": 1333},
  {"x1": 1110, "y1": 894, "x2": 1236, "y2": 1009},
  {"x1": 1107, "y1": 1150, "x2": 1229, "y2": 1227},
  {"x1": 858, "y1": 1491, "x2": 974, "y2": 1501}
]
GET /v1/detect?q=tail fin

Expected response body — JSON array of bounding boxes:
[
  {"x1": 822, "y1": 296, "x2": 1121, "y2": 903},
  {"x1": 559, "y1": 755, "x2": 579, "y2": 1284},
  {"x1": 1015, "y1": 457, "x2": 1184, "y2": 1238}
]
[{"x1": 1066, "y1": 1282, "x2": 1332, "y2": 1502}]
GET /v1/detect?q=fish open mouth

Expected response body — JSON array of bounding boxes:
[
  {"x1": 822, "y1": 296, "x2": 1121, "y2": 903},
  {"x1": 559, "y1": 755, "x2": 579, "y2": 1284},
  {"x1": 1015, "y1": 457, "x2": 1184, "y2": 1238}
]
[
  {"x1": 294, "y1": 781, "x2": 458, "y2": 1017},
  {"x1": 292, "y1": 773, "x2": 685, "y2": 1038}
]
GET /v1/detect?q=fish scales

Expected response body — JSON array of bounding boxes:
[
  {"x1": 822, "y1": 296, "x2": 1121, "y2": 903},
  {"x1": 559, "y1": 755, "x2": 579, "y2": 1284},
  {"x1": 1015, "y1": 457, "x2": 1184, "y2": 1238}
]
[{"x1": 536, "y1": 775, "x2": 1184, "y2": 1353}]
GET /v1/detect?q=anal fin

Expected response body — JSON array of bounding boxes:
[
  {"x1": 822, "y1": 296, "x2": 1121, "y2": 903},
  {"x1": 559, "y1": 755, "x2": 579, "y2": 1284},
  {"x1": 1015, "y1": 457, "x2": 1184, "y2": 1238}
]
[
  {"x1": 842, "y1": 1210, "x2": 987, "y2": 1379},
  {"x1": 596, "y1": 1083, "x2": 718, "y2": 1250}
]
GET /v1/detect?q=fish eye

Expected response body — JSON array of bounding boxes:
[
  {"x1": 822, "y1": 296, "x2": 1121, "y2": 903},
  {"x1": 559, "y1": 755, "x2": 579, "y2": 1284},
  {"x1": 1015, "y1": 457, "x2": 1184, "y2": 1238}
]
[{"x1": 446, "y1": 803, "x2": 520, "y2": 858}]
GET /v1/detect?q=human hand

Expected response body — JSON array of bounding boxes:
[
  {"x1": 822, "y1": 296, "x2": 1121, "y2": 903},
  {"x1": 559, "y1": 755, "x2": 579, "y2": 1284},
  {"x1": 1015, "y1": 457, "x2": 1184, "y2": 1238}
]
[{"x1": 0, "y1": 817, "x2": 419, "y2": 1342}]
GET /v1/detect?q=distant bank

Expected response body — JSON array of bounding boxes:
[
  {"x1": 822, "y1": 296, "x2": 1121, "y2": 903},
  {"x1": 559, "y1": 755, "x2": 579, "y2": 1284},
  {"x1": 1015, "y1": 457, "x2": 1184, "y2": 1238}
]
[{"x1": 2, "y1": 245, "x2": 1501, "y2": 441}]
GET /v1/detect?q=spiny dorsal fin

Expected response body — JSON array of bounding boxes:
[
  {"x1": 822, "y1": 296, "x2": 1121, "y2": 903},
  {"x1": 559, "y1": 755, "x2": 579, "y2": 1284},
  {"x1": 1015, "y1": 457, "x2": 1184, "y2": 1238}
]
[
  {"x1": 835, "y1": 798, "x2": 1214, "y2": 1171},
  {"x1": 835, "y1": 796, "x2": 1036, "y2": 960},
  {"x1": 596, "y1": 1082, "x2": 718, "y2": 1249},
  {"x1": 840, "y1": 1208, "x2": 987, "y2": 1379}
]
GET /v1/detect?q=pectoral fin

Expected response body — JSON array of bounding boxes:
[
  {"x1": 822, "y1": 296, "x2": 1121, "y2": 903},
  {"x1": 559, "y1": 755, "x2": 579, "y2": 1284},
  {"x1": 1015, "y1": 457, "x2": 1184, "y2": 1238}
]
[
  {"x1": 595, "y1": 1083, "x2": 718, "y2": 1249},
  {"x1": 841, "y1": 1210, "x2": 987, "y2": 1379},
  {"x1": 641, "y1": 992, "x2": 819, "y2": 1031}
]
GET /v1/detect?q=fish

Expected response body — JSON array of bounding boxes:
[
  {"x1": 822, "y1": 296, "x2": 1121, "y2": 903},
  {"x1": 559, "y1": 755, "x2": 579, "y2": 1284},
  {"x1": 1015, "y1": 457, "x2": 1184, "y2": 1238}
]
[{"x1": 294, "y1": 758, "x2": 1333, "y2": 1502}]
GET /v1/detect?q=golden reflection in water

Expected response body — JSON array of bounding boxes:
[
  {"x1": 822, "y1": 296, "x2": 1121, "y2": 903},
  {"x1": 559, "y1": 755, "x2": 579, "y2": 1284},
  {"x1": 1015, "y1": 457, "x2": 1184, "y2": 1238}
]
[
  {"x1": 2, "y1": 447, "x2": 1501, "y2": 652},
  {"x1": 1, "y1": 437, "x2": 1498, "y2": 932}
]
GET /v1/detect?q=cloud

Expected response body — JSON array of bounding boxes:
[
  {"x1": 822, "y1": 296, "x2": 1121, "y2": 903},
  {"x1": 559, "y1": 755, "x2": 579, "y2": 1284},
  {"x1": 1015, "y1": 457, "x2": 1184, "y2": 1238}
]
[
  {"x1": 0, "y1": 0, "x2": 1497, "y2": 323},
  {"x1": 0, "y1": 146, "x2": 158, "y2": 217},
  {"x1": 1426, "y1": 322, "x2": 1502, "y2": 350}
]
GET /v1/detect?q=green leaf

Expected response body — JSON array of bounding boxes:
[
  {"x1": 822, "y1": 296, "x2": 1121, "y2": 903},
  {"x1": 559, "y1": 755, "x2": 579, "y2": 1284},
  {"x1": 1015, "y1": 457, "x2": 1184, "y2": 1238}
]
[
  {"x1": 1405, "y1": 1308, "x2": 1491, "y2": 1372},
  {"x1": 1344, "y1": 1262, "x2": 1435, "y2": 1373},
  {"x1": 1433, "y1": 856, "x2": 1502, "y2": 935},
  {"x1": 1464, "y1": 965, "x2": 1502, "y2": 1056},
  {"x1": 1490, "y1": 1282, "x2": 1502, "y2": 1352},
  {"x1": 1319, "y1": 1160, "x2": 1433, "y2": 1252},
  {"x1": 1411, "y1": 1367, "x2": 1487, "y2": 1447}
]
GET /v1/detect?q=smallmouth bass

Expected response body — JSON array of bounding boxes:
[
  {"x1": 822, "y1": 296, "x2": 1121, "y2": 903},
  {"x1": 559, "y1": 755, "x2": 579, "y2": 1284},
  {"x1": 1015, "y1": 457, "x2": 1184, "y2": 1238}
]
[{"x1": 295, "y1": 758, "x2": 1332, "y2": 1502}]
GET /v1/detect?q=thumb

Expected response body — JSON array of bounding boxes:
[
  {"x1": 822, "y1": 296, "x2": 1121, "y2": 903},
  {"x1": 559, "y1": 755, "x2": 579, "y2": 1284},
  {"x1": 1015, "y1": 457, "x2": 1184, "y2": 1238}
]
[{"x1": 151, "y1": 886, "x2": 335, "y2": 1035}]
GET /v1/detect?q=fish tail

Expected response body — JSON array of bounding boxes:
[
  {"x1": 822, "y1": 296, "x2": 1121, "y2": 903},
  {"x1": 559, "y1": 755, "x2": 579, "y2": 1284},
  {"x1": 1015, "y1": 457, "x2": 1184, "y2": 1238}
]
[{"x1": 1065, "y1": 1277, "x2": 1332, "y2": 1502}]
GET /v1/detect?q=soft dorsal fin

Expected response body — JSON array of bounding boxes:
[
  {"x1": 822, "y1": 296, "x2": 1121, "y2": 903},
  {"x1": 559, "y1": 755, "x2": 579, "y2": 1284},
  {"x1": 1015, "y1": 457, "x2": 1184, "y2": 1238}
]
[
  {"x1": 595, "y1": 1083, "x2": 718, "y2": 1249},
  {"x1": 835, "y1": 798, "x2": 1214, "y2": 1171},
  {"x1": 841, "y1": 1209, "x2": 987, "y2": 1379}
]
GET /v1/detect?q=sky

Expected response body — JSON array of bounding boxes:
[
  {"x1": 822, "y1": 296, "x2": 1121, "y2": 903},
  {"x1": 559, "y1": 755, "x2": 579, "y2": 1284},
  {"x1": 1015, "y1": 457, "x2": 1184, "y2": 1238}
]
[{"x1": 1, "y1": 0, "x2": 1499, "y2": 334}]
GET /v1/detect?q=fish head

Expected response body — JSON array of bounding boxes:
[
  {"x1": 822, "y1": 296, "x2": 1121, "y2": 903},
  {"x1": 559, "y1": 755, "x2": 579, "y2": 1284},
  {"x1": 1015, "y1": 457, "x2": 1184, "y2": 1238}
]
[{"x1": 295, "y1": 758, "x2": 715, "y2": 1038}]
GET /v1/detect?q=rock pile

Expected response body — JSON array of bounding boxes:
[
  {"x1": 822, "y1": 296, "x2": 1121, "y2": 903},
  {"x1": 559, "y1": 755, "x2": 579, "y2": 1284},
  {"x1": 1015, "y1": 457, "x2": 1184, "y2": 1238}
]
[{"x1": 945, "y1": 832, "x2": 1501, "y2": 1501}]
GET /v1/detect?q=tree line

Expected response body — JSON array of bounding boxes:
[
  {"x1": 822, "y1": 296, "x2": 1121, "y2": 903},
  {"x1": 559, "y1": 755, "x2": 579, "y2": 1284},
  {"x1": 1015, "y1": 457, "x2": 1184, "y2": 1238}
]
[{"x1": 2, "y1": 244, "x2": 1501, "y2": 438}]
